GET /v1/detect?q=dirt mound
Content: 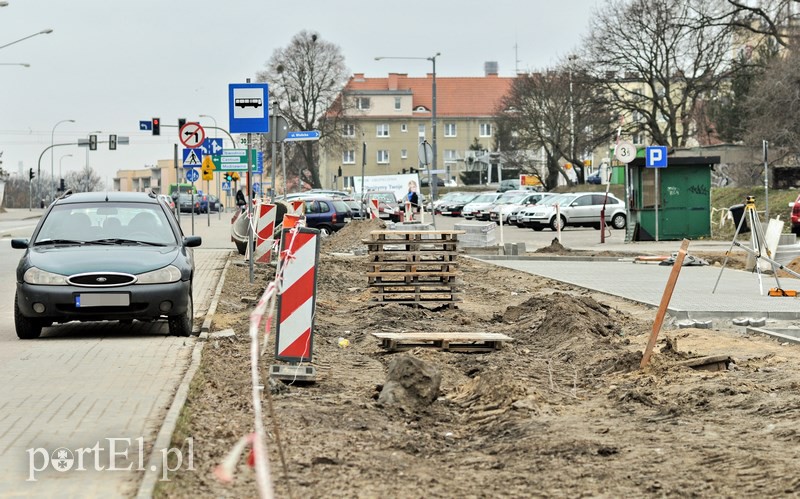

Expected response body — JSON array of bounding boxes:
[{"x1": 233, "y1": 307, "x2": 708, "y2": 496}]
[
  {"x1": 377, "y1": 355, "x2": 442, "y2": 410},
  {"x1": 535, "y1": 237, "x2": 571, "y2": 254},
  {"x1": 321, "y1": 218, "x2": 386, "y2": 253}
]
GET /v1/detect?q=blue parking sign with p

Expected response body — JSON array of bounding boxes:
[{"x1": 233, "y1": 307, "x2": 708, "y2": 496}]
[{"x1": 646, "y1": 146, "x2": 668, "y2": 168}]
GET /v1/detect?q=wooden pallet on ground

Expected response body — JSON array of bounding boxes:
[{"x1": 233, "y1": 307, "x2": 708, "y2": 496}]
[
  {"x1": 365, "y1": 230, "x2": 464, "y2": 308},
  {"x1": 372, "y1": 332, "x2": 513, "y2": 353}
]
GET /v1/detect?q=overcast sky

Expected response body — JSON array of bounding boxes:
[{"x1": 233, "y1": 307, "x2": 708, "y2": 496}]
[{"x1": 0, "y1": 0, "x2": 601, "y2": 185}]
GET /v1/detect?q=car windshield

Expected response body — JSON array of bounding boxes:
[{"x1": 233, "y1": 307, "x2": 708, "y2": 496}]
[
  {"x1": 471, "y1": 194, "x2": 498, "y2": 203},
  {"x1": 555, "y1": 195, "x2": 580, "y2": 207},
  {"x1": 34, "y1": 202, "x2": 176, "y2": 246},
  {"x1": 368, "y1": 193, "x2": 396, "y2": 204},
  {"x1": 497, "y1": 192, "x2": 528, "y2": 204}
]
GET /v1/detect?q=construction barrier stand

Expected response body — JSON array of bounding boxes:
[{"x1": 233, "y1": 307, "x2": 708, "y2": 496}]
[
  {"x1": 254, "y1": 203, "x2": 277, "y2": 263},
  {"x1": 275, "y1": 227, "x2": 320, "y2": 363}
]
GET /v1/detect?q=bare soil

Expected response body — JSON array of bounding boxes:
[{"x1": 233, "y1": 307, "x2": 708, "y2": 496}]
[{"x1": 156, "y1": 220, "x2": 800, "y2": 498}]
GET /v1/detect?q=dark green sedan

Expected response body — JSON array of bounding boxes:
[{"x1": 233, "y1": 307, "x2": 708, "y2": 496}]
[{"x1": 11, "y1": 191, "x2": 201, "y2": 339}]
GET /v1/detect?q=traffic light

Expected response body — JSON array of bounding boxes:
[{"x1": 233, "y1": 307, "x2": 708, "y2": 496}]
[
  {"x1": 224, "y1": 172, "x2": 233, "y2": 182},
  {"x1": 178, "y1": 118, "x2": 186, "y2": 129},
  {"x1": 89, "y1": 134, "x2": 97, "y2": 151},
  {"x1": 152, "y1": 117, "x2": 160, "y2": 136},
  {"x1": 59, "y1": 178, "x2": 65, "y2": 192},
  {"x1": 28, "y1": 168, "x2": 34, "y2": 180},
  {"x1": 109, "y1": 134, "x2": 117, "y2": 150}
]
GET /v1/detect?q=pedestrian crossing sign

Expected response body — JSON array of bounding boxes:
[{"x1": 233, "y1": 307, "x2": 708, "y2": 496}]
[{"x1": 182, "y1": 148, "x2": 203, "y2": 167}]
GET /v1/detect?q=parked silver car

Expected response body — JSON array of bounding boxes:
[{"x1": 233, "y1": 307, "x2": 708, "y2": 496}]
[
  {"x1": 520, "y1": 192, "x2": 627, "y2": 231},
  {"x1": 488, "y1": 191, "x2": 547, "y2": 224},
  {"x1": 462, "y1": 192, "x2": 502, "y2": 220}
]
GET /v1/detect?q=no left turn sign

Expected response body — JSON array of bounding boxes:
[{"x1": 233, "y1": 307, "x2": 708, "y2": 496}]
[{"x1": 179, "y1": 122, "x2": 206, "y2": 148}]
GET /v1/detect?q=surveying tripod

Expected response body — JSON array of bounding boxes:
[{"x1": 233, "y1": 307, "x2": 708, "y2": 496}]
[{"x1": 713, "y1": 195, "x2": 800, "y2": 295}]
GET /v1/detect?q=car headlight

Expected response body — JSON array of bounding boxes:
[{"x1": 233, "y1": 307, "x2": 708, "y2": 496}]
[
  {"x1": 136, "y1": 265, "x2": 182, "y2": 284},
  {"x1": 23, "y1": 267, "x2": 68, "y2": 285}
]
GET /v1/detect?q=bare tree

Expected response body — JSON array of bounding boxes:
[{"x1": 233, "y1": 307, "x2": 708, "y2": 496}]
[
  {"x1": 584, "y1": 0, "x2": 735, "y2": 148},
  {"x1": 256, "y1": 30, "x2": 351, "y2": 189},
  {"x1": 65, "y1": 165, "x2": 103, "y2": 193},
  {"x1": 743, "y1": 42, "x2": 800, "y2": 163},
  {"x1": 705, "y1": 0, "x2": 800, "y2": 48},
  {"x1": 495, "y1": 66, "x2": 615, "y2": 188}
]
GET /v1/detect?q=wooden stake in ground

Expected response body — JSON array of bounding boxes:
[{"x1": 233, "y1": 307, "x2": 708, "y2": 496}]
[{"x1": 640, "y1": 238, "x2": 690, "y2": 368}]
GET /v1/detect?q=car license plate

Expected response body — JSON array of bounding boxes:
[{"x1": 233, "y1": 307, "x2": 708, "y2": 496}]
[{"x1": 75, "y1": 293, "x2": 130, "y2": 308}]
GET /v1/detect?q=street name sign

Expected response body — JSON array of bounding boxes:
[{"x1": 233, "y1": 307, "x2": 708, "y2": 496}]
[{"x1": 284, "y1": 130, "x2": 320, "y2": 142}]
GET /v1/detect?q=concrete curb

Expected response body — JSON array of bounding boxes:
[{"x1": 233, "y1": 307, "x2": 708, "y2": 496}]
[
  {"x1": 201, "y1": 257, "x2": 232, "y2": 334},
  {"x1": 135, "y1": 339, "x2": 204, "y2": 498},
  {"x1": 136, "y1": 255, "x2": 231, "y2": 498}
]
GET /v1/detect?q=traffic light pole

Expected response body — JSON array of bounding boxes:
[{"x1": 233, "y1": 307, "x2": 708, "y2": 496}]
[{"x1": 37, "y1": 142, "x2": 75, "y2": 206}]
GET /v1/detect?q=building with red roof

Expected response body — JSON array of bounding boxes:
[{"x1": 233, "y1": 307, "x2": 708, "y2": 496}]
[{"x1": 321, "y1": 67, "x2": 514, "y2": 190}]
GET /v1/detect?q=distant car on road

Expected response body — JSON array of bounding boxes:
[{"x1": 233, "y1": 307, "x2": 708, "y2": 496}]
[
  {"x1": 587, "y1": 172, "x2": 602, "y2": 185},
  {"x1": 11, "y1": 191, "x2": 201, "y2": 339}
]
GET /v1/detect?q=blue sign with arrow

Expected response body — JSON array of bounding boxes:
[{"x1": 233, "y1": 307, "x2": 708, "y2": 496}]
[
  {"x1": 186, "y1": 168, "x2": 200, "y2": 182},
  {"x1": 139, "y1": 120, "x2": 152, "y2": 131},
  {"x1": 285, "y1": 130, "x2": 321, "y2": 142}
]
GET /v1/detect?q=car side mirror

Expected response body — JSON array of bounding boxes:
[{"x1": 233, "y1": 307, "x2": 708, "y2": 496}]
[
  {"x1": 183, "y1": 236, "x2": 202, "y2": 247},
  {"x1": 11, "y1": 238, "x2": 29, "y2": 249}
]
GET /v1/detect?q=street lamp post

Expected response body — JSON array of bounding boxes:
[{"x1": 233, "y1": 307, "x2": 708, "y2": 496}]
[
  {"x1": 375, "y1": 52, "x2": 441, "y2": 202},
  {"x1": 568, "y1": 55, "x2": 578, "y2": 176},
  {"x1": 0, "y1": 28, "x2": 53, "y2": 51},
  {"x1": 198, "y1": 114, "x2": 220, "y2": 223},
  {"x1": 51, "y1": 119, "x2": 75, "y2": 201},
  {"x1": 59, "y1": 154, "x2": 72, "y2": 179}
]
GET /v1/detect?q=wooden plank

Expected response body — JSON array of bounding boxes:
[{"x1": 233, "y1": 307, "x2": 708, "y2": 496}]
[
  {"x1": 366, "y1": 271, "x2": 459, "y2": 277},
  {"x1": 641, "y1": 239, "x2": 690, "y2": 369},
  {"x1": 369, "y1": 230, "x2": 466, "y2": 236},
  {"x1": 373, "y1": 332, "x2": 513, "y2": 341},
  {"x1": 371, "y1": 331, "x2": 512, "y2": 352}
]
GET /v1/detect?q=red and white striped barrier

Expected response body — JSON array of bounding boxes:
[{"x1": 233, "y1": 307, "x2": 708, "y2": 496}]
[
  {"x1": 288, "y1": 200, "x2": 305, "y2": 217},
  {"x1": 275, "y1": 227, "x2": 320, "y2": 362},
  {"x1": 253, "y1": 202, "x2": 277, "y2": 263},
  {"x1": 369, "y1": 198, "x2": 380, "y2": 219}
]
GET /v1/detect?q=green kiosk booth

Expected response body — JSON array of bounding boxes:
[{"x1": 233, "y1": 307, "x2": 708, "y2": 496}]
[{"x1": 626, "y1": 154, "x2": 720, "y2": 241}]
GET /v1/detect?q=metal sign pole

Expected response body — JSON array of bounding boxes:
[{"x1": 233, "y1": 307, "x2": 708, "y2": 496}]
[
  {"x1": 655, "y1": 168, "x2": 659, "y2": 242},
  {"x1": 247, "y1": 133, "x2": 254, "y2": 283},
  {"x1": 206, "y1": 179, "x2": 210, "y2": 226},
  {"x1": 763, "y1": 140, "x2": 769, "y2": 220},
  {"x1": 174, "y1": 144, "x2": 180, "y2": 225}
]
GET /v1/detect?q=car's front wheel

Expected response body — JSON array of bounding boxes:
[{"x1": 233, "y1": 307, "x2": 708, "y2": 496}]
[
  {"x1": 611, "y1": 213, "x2": 627, "y2": 229},
  {"x1": 169, "y1": 291, "x2": 194, "y2": 337},
  {"x1": 14, "y1": 294, "x2": 42, "y2": 339},
  {"x1": 550, "y1": 216, "x2": 566, "y2": 231}
]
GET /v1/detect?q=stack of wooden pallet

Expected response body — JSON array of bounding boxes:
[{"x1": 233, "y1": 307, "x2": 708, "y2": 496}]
[{"x1": 363, "y1": 230, "x2": 464, "y2": 308}]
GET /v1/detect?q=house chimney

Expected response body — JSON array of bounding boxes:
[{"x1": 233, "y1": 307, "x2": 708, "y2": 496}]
[
  {"x1": 388, "y1": 73, "x2": 404, "y2": 90},
  {"x1": 353, "y1": 73, "x2": 365, "y2": 81},
  {"x1": 484, "y1": 61, "x2": 499, "y2": 76}
]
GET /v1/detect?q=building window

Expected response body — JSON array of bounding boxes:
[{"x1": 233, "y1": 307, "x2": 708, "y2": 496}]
[
  {"x1": 356, "y1": 97, "x2": 370, "y2": 110},
  {"x1": 401, "y1": 149, "x2": 408, "y2": 159},
  {"x1": 444, "y1": 123, "x2": 457, "y2": 137},
  {"x1": 377, "y1": 124, "x2": 390, "y2": 137},
  {"x1": 394, "y1": 97, "x2": 402, "y2": 110},
  {"x1": 418, "y1": 124, "x2": 425, "y2": 136},
  {"x1": 479, "y1": 123, "x2": 492, "y2": 137},
  {"x1": 377, "y1": 150, "x2": 390, "y2": 164},
  {"x1": 444, "y1": 149, "x2": 458, "y2": 161},
  {"x1": 400, "y1": 123, "x2": 408, "y2": 132},
  {"x1": 343, "y1": 150, "x2": 355, "y2": 164},
  {"x1": 342, "y1": 123, "x2": 355, "y2": 137}
]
